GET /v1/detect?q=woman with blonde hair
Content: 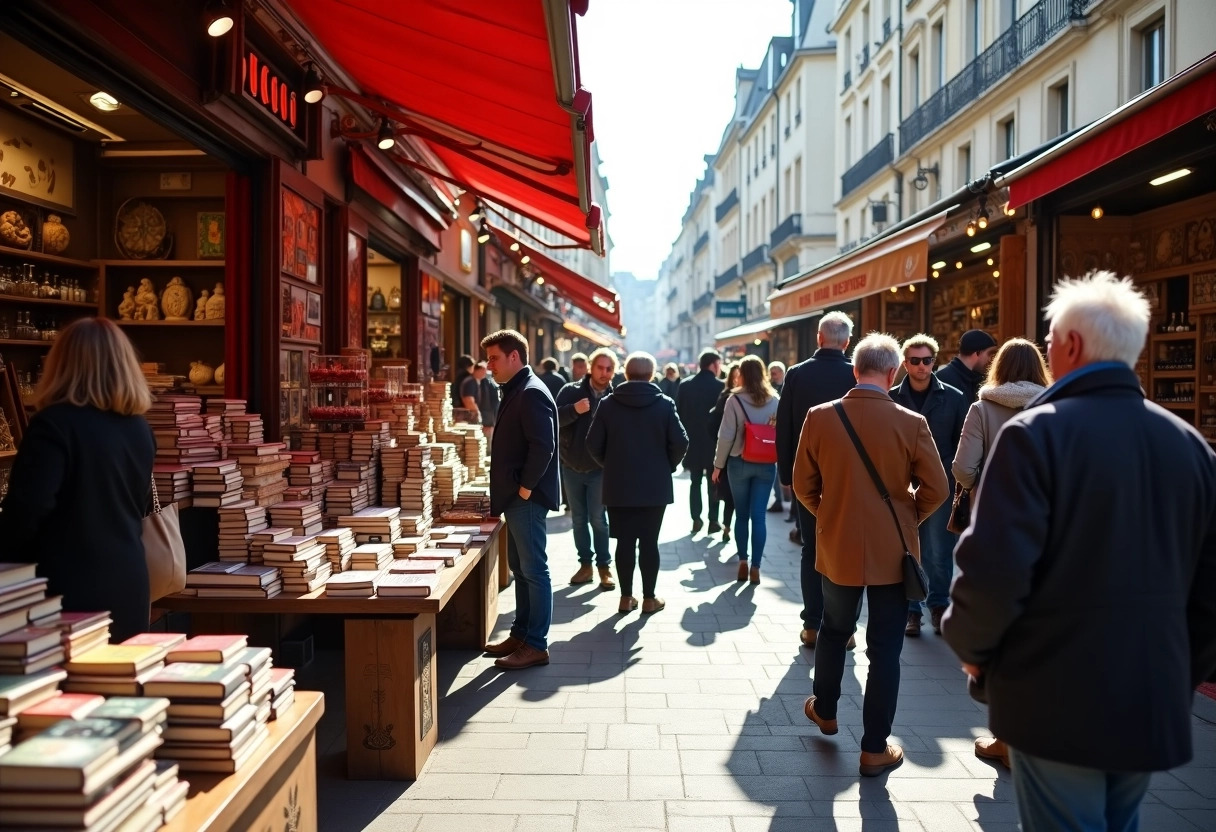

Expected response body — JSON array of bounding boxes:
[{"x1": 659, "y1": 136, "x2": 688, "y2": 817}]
[
  {"x1": 712, "y1": 354, "x2": 780, "y2": 582},
  {"x1": 0, "y1": 318, "x2": 156, "y2": 639}
]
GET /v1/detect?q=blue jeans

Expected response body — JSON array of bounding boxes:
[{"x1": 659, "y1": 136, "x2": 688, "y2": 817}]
[
  {"x1": 563, "y1": 467, "x2": 610, "y2": 567},
  {"x1": 1011, "y1": 748, "x2": 1151, "y2": 832},
  {"x1": 502, "y1": 498, "x2": 552, "y2": 651},
  {"x1": 727, "y1": 456, "x2": 775, "y2": 567},
  {"x1": 909, "y1": 498, "x2": 956, "y2": 615}
]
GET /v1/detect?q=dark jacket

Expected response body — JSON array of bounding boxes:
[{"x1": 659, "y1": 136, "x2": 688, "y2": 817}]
[
  {"x1": 935, "y1": 356, "x2": 984, "y2": 406},
  {"x1": 538, "y1": 370, "x2": 566, "y2": 399},
  {"x1": 477, "y1": 377, "x2": 500, "y2": 427},
  {"x1": 0, "y1": 404, "x2": 156, "y2": 640},
  {"x1": 890, "y1": 374, "x2": 966, "y2": 475},
  {"x1": 586, "y1": 381, "x2": 688, "y2": 507},
  {"x1": 658, "y1": 376, "x2": 680, "y2": 399},
  {"x1": 450, "y1": 369, "x2": 472, "y2": 409},
  {"x1": 943, "y1": 366, "x2": 1216, "y2": 772},
  {"x1": 775, "y1": 348, "x2": 856, "y2": 486},
  {"x1": 707, "y1": 387, "x2": 733, "y2": 443},
  {"x1": 675, "y1": 369, "x2": 724, "y2": 470},
  {"x1": 488, "y1": 367, "x2": 560, "y2": 516},
  {"x1": 555, "y1": 376, "x2": 612, "y2": 473}
]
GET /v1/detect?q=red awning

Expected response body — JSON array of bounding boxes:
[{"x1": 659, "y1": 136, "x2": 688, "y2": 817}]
[
  {"x1": 349, "y1": 147, "x2": 445, "y2": 250},
  {"x1": 1002, "y1": 51, "x2": 1216, "y2": 209},
  {"x1": 289, "y1": 0, "x2": 602, "y2": 250},
  {"x1": 492, "y1": 229, "x2": 621, "y2": 332}
]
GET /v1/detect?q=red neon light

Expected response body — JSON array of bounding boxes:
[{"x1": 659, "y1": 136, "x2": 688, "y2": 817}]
[
  {"x1": 241, "y1": 46, "x2": 303, "y2": 133},
  {"x1": 260, "y1": 66, "x2": 270, "y2": 105},
  {"x1": 248, "y1": 53, "x2": 258, "y2": 97}
]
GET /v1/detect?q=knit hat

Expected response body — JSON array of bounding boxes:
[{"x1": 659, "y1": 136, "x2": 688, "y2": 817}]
[{"x1": 958, "y1": 329, "x2": 997, "y2": 355}]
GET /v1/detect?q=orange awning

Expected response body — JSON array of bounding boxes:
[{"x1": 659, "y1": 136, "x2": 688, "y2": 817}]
[
  {"x1": 492, "y1": 229, "x2": 621, "y2": 332},
  {"x1": 563, "y1": 320, "x2": 614, "y2": 347},
  {"x1": 768, "y1": 211, "x2": 949, "y2": 317}
]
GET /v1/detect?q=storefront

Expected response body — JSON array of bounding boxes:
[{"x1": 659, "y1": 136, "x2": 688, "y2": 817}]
[{"x1": 714, "y1": 310, "x2": 829, "y2": 366}]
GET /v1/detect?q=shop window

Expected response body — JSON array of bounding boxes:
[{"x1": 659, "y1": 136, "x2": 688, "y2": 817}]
[
  {"x1": 1138, "y1": 16, "x2": 1166, "y2": 92},
  {"x1": 965, "y1": 0, "x2": 981, "y2": 61},
  {"x1": 908, "y1": 49, "x2": 922, "y2": 108},
  {"x1": 1048, "y1": 79, "x2": 1069, "y2": 137},
  {"x1": 844, "y1": 116, "x2": 853, "y2": 167}
]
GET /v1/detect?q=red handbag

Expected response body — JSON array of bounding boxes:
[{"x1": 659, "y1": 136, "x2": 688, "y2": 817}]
[{"x1": 734, "y1": 397, "x2": 777, "y2": 464}]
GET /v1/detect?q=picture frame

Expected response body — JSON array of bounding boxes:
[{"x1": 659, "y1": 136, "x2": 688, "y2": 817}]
[
  {"x1": 288, "y1": 388, "x2": 302, "y2": 426},
  {"x1": 306, "y1": 291, "x2": 322, "y2": 326},
  {"x1": 288, "y1": 350, "x2": 303, "y2": 388},
  {"x1": 281, "y1": 187, "x2": 320, "y2": 283},
  {"x1": 197, "y1": 212, "x2": 225, "y2": 259},
  {"x1": 280, "y1": 284, "x2": 293, "y2": 338},
  {"x1": 279, "y1": 349, "x2": 290, "y2": 386},
  {"x1": 289, "y1": 284, "x2": 307, "y2": 341}
]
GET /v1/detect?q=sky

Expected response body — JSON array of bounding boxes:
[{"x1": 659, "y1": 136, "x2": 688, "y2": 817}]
[{"x1": 577, "y1": 0, "x2": 796, "y2": 280}]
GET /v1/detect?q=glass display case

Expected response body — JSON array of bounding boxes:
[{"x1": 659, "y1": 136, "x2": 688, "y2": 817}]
[{"x1": 308, "y1": 353, "x2": 368, "y2": 429}]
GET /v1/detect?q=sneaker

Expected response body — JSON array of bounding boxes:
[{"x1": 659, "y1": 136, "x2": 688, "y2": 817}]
[
  {"x1": 803, "y1": 696, "x2": 838, "y2": 735},
  {"x1": 929, "y1": 606, "x2": 946, "y2": 635},
  {"x1": 859, "y1": 744, "x2": 904, "y2": 777},
  {"x1": 905, "y1": 614, "x2": 922, "y2": 637},
  {"x1": 708, "y1": 521, "x2": 722, "y2": 533},
  {"x1": 974, "y1": 736, "x2": 1011, "y2": 768},
  {"x1": 569, "y1": 564, "x2": 594, "y2": 585}
]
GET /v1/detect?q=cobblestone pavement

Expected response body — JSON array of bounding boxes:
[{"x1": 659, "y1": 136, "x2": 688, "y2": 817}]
[{"x1": 309, "y1": 473, "x2": 1216, "y2": 831}]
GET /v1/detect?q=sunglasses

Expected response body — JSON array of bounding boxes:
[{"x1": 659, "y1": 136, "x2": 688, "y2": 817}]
[{"x1": 906, "y1": 356, "x2": 935, "y2": 366}]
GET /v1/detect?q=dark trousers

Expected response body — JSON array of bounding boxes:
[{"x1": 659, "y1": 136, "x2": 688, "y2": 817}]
[
  {"x1": 795, "y1": 498, "x2": 823, "y2": 630},
  {"x1": 607, "y1": 506, "x2": 666, "y2": 599},
  {"x1": 812, "y1": 576, "x2": 907, "y2": 753},
  {"x1": 687, "y1": 465, "x2": 719, "y2": 524},
  {"x1": 719, "y1": 465, "x2": 735, "y2": 527},
  {"x1": 1011, "y1": 749, "x2": 1151, "y2": 832}
]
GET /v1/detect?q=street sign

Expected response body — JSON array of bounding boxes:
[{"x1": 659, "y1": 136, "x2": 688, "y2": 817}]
[{"x1": 716, "y1": 300, "x2": 747, "y2": 318}]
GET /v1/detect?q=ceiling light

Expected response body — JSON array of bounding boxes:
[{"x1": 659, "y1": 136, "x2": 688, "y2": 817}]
[
  {"x1": 204, "y1": 0, "x2": 234, "y2": 37},
  {"x1": 890, "y1": 287, "x2": 898, "y2": 293},
  {"x1": 88, "y1": 92, "x2": 121, "y2": 112},
  {"x1": 1003, "y1": 203, "x2": 1016, "y2": 217},
  {"x1": 520, "y1": 255, "x2": 531, "y2": 265},
  {"x1": 931, "y1": 270, "x2": 940, "y2": 278},
  {"x1": 993, "y1": 270, "x2": 1000, "y2": 277},
  {"x1": 931, "y1": 260, "x2": 946, "y2": 270},
  {"x1": 976, "y1": 214, "x2": 988, "y2": 230},
  {"x1": 510, "y1": 240, "x2": 520, "y2": 252},
  {"x1": 303, "y1": 65, "x2": 325, "y2": 104},
  {"x1": 970, "y1": 241, "x2": 992, "y2": 253},
  {"x1": 955, "y1": 261, "x2": 963, "y2": 270},
  {"x1": 1150, "y1": 168, "x2": 1192, "y2": 186},
  {"x1": 477, "y1": 219, "x2": 491, "y2": 244},
  {"x1": 8, "y1": 91, "x2": 17, "y2": 98},
  {"x1": 753, "y1": 339, "x2": 763, "y2": 346},
  {"x1": 468, "y1": 205, "x2": 483, "y2": 223},
  {"x1": 908, "y1": 284, "x2": 916, "y2": 292},
  {"x1": 376, "y1": 118, "x2": 395, "y2": 150},
  {"x1": 535, "y1": 276, "x2": 544, "y2": 285},
  {"x1": 1090, "y1": 205, "x2": 1104, "y2": 220}
]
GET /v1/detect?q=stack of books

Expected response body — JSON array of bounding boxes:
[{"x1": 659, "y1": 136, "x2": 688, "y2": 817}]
[
  {"x1": 268, "y1": 668, "x2": 295, "y2": 720},
  {"x1": 401, "y1": 446, "x2": 436, "y2": 514},
  {"x1": 0, "y1": 564, "x2": 60, "y2": 637},
  {"x1": 232, "y1": 443, "x2": 290, "y2": 507},
  {"x1": 148, "y1": 395, "x2": 219, "y2": 466},
  {"x1": 288, "y1": 452, "x2": 331, "y2": 502},
  {"x1": 140, "y1": 362, "x2": 181, "y2": 392},
  {"x1": 324, "y1": 570, "x2": 381, "y2": 598},
  {"x1": 190, "y1": 460, "x2": 244, "y2": 508},
  {"x1": 380, "y1": 447, "x2": 406, "y2": 508},
  {"x1": 147, "y1": 760, "x2": 188, "y2": 825},
  {"x1": 151, "y1": 464, "x2": 193, "y2": 506},
  {"x1": 340, "y1": 506, "x2": 401, "y2": 544},
  {"x1": 260, "y1": 538, "x2": 329, "y2": 594},
  {"x1": 206, "y1": 398, "x2": 247, "y2": 420},
  {"x1": 62, "y1": 644, "x2": 168, "y2": 697},
  {"x1": 398, "y1": 510, "x2": 432, "y2": 539},
  {"x1": 350, "y1": 425, "x2": 384, "y2": 464},
  {"x1": 349, "y1": 543, "x2": 393, "y2": 573},
  {"x1": 0, "y1": 718, "x2": 12, "y2": 756},
  {"x1": 424, "y1": 382, "x2": 453, "y2": 430},
  {"x1": 0, "y1": 624, "x2": 63, "y2": 676},
  {"x1": 184, "y1": 562, "x2": 282, "y2": 599},
  {"x1": 318, "y1": 432, "x2": 352, "y2": 461},
  {"x1": 377, "y1": 573, "x2": 441, "y2": 598},
  {"x1": 230, "y1": 647, "x2": 274, "y2": 725},
  {"x1": 388, "y1": 558, "x2": 443, "y2": 576},
  {"x1": 316, "y1": 528, "x2": 355, "y2": 573},
  {"x1": 437, "y1": 533, "x2": 473, "y2": 555},
  {"x1": 269, "y1": 501, "x2": 324, "y2": 536},
  {"x1": 447, "y1": 486, "x2": 492, "y2": 520},
  {"x1": 390, "y1": 536, "x2": 428, "y2": 557},
  {"x1": 326, "y1": 481, "x2": 369, "y2": 517},
  {"x1": 437, "y1": 425, "x2": 487, "y2": 479},
  {"x1": 408, "y1": 548, "x2": 458, "y2": 569},
  {"x1": 216, "y1": 500, "x2": 270, "y2": 562},
  {"x1": 249, "y1": 527, "x2": 293, "y2": 565},
  {"x1": 0, "y1": 669, "x2": 68, "y2": 733},
  {"x1": 430, "y1": 443, "x2": 465, "y2": 512},
  {"x1": 14, "y1": 692, "x2": 104, "y2": 742}
]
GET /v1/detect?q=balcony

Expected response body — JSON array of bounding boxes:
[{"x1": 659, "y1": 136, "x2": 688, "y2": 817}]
[
  {"x1": 899, "y1": 0, "x2": 1095, "y2": 152},
  {"x1": 677, "y1": 311, "x2": 691, "y2": 325},
  {"x1": 841, "y1": 133, "x2": 894, "y2": 197},
  {"x1": 770, "y1": 214, "x2": 803, "y2": 250},
  {"x1": 858, "y1": 43, "x2": 870, "y2": 73},
  {"x1": 842, "y1": 70, "x2": 851, "y2": 92},
  {"x1": 692, "y1": 291, "x2": 713, "y2": 312},
  {"x1": 882, "y1": 17, "x2": 892, "y2": 43},
  {"x1": 715, "y1": 188, "x2": 739, "y2": 223},
  {"x1": 666, "y1": 287, "x2": 678, "y2": 302},
  {"x1": 715, "y1": 264, "x2": 739, "y2": 290},
  {"x1": 741, "y1": 244, "x2": 769, "y2": 275},
  {"x1": 693, "y1": 231, "x2": 709, "y2": 255}
]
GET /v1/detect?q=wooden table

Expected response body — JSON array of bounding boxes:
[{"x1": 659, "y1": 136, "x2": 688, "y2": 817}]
[
  {"x1": 156, "y1": 523, "x2": 504, "y2": 780},
  {"x1": 162, "y1": 691, "x2": 324, "y2": 832}
]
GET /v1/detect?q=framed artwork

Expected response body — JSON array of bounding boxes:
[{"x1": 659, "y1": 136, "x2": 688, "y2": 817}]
[
  {"x1": 0, "y1": 109, "x2": 76, "y2": 213},
  {"x1": 288, "y1": 350, "x2": 303, "y2": 387},
  {"x1": 422, "y1": 272, "x2": 441, "y2": 319},
  {"x1": 280, "y1": 284, "x2": 293, "y2": 338},
  {"x1": 197, "y1": 212, "x2": 225, "y2": 259},
  {"x1": 281, "y1": 187, "x2": 320, "y2": 283},
  {"x1": 279, "y1": 388, "x2": 289, "y2": 428},
  {"x1": 460, "y1": 229, "x2": 473, "y2": 273},
  {"x1": 279, "y1": 349, "x2": 290, "y2": 385},
  {"x1": 303, "y1": 290, "x2": 322, "y2": 344},
  {"x1": 289, "y1": 284, "x2": 308, "y2": 341},
  {"x1": 288, "y1": 389, "x2": 302, "y2": 426},
  {"x1": 346, "y1": 233, "x2": 365, "y2": 349}
]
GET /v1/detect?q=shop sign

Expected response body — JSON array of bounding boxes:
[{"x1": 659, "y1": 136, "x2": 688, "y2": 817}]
[
  {"x1": 241, "y1": 46, "x2": 300, "y2": 134},
  {"x1": 716, "y1": 299, "x2": 747, "y2": 318}
]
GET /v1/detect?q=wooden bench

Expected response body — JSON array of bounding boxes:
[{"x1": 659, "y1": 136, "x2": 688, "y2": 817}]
[{"x1": 157, "y1": 523, "x2": 505, "y2": 780}]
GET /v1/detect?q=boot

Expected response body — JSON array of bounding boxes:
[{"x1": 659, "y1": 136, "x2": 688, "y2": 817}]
[
  {"x1": 597, "y1": 566, "x2": 615, "y2": 591},
  {"x1": 569, "y1": 564, "x2": 593, "y2": 585}
]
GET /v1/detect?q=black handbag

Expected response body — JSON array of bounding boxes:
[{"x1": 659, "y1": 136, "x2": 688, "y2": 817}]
[
  {"x1": 946, "y1": 483, "x2": 972, "y2": 535},
  {"x1": 833, "y1": 402, "x2": 928, "y2": 602}
]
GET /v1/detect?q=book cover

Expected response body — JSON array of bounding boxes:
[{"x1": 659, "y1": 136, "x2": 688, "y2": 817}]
[
  {"x1": 0, "y1": 627, "x2": 62, "y2": 658},
  {"x1": 143, "y1": 662, "x2": 246, "y2": 699},
  {"x1": 0, "y1": 564, "x2": 37, "y2": 591},
  {"x1": 64, "y1": 644, "x2": 167, "y2": 676},
  {"x1": 166, "y1": 635, "x2": 247, "y2": 664},
  {"x1": 0, "y1": 669, "x2": 68, "y2": 715},
  {"x1": 34, "y1": 610, "x2": 109, "y2": 634},
  {"x1": 15, "y1": 692, "x2": 105, "y2": 725},
  {"x1": 120, "y1": 633, "x2": 188, "y2": 651},
  {"x1": 89, "y1": 696, "x2": 170, "y2": 730}
]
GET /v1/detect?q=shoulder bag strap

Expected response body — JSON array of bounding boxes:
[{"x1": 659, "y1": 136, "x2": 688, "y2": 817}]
[
  {"x1": 832, "y1": 401, "x2": 911, "y2": 554},
  {"x1": 732, "y1": 395, "x2": 753, "y2": 423}
]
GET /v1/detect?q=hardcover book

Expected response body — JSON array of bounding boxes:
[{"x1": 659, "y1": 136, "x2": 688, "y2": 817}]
[
  {"x1": 64, "y1": 645, "x2": 167, "y2": 677},
  {"x1": 166, "y1": 635, "x2": 247, "y2": 664},
  {"x1": 143, "y1": 662, "x2": 247, "y2": 700}
]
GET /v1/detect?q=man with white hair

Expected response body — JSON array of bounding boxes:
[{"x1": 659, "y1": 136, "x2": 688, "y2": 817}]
[
  {"x1": 793, "y1": 333, "x2": 948, "y2": 777},
  {"x1": 944, "y1": 272, "x2": 1216, "y2": 830}
]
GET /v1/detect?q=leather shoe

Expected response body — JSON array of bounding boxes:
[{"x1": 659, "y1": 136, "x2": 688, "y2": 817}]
[
  {"x1": 483, "y1": 635, "x2": 522, "y2": 656},
  {"x1": 749, "y1": 566, "x2": 761, "y2": 584},
  {"x1": 641, "y1": 597, "x2": 666, "y2": 614},
  {"x1": 569, "y1": 564, "x2": 594, "y2": 585},
  {"x1": 789, "y1": 529, "x2": 802, "y2": 545},
  {"x1": 975, "y1": 736, "x2": 1011, "y2": 768},
  {"x1": 800, "y1": 628, "x2": 817, "y2": 647},
  {"x1": 691, "y1": 520, "x2": 703, "y2": 535},
  {"x1": 708, "y1": 521, "x2": 722, "y2": 533},
  {"x1": 736, "y1": 561, "x2": 749, "y2": 582},
  {"x1": 930, "y1": 605, "x2": 946, "y2": 635},
  {"x1": 803, "y1": 696, "x2": 838, "y2": 735},
  {"x1": 494, "y1": 644, "x2": 550, "y2": 670},
  {"x1": 767, "y1": 502, "x2": 783, "y2": 513},
  {"x1": 598, "y1": 567, "x2": 615, "y2": 590},
  {"x1": 859, "y1": 744, "x2": 904, "y2": 777},
  {"x1": 618, "y1": 595, "x2": 638, "y2": 613},
  {"x1": 905, "y1": 614, "x2": 922, "y2": 637},
  {"x1": 722, "y1": 529, "x2": 731, "y2": 543}
]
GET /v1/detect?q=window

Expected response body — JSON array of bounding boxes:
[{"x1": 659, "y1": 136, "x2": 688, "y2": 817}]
[
  {"x1": 844, "y1": 116, "x2": 853, "y2": 167},
  {"x1": 1000, "y1": 0, "x2": 1018, "y2": 31},
  {"x1": 793, "y1": 157, "x2": 802, "y2": 212},
  {"x1": 1049, "y1": 79, "x2": 1069, "y2": 136},
  {"x1": 880, "y1": 76, "x2": 891, "y2": 136},
  {"x1": 843, "y1": 217, "x2": 850, "y2": 246},
  {"x1": 966, "y1": 0, "x2": 981, "y2": 61},
  {"x1": 998, "y1": 116, "x2": 1015, "y2": 159},
  {"x1": 908, "y1": 50, "x2": 921, "y2": 108},
  {"x1": 769, "y1": 187, "x2": 776, "y2": 227},
  {"x1": 1140, "y1": 17, "x2": 1165, "y2": 91},
  {"x1": 760, "y1": 197, "x2": 767, "y2": 234},
  {"x1": 931, "y1": 21, "x2": 945, "y2": 91},
  {"x1": 844, "y1": 29, "x2": 853, "y2": 75},
  {"x1": 762, "y1": 125, "x2": 767, "y2": 162},
  {"x1": 862, "y1": 98, "x2": 871, "y2": 149},
  {"x1": 784, "y1": 92, "x2": 791, "y2": 135},
  {"x1": 795, "y1": 78, "x2": 802, "y2": 122},
  {"x1": 783, "y1": 167, "x2": 791, "y2": 214},
  {"x1": 958, "y1": 143, "x2": 972, "y2": 186}
]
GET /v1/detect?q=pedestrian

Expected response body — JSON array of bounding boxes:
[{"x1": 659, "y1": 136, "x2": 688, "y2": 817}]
[
  {"x1": 794, "y1": 333, "x2": 949, "y2": 777},
  {"x1": 570, "y1": 353, "x2": 588, "y2": 383},
  {"x1": 713, "y1": 354, "x2": 779, "y2": 583},
  {"x1": 481, "y1": 329, "x2": 560, "y2": 670},
  {"x1": 775, "y1": 311, "x2": 857, "y2": 648},
  {"x1": 767, "y1": 361, "x2": 788, "y2": 514},
  {"x1": 658, "y1": 363, "x2": 681, "y2": 398},
  {"x1": 935, "y1": 329, "x2": 998, "y2": 406},
  {"x1": 472, "y1": 361, "x2": 499, "y2": 441},
  {"x1": 450, "y1": 354, "x2": 476, "y2": 411},
  {"x1": 707, "y1": 362, "x2": 742, "y2": 544},
  {"x1": 586, "y1": 351, "x2": 689, "y2": 615},
  {"x1": 538, "y1": 357, "x2": 566, "y2": 399},
  {"x1": 889, "y1": 334, "x2": 966, "y2": 637},
  {"x1": 556, "y1": 348, "x2": 617, "y2": 591},
  {"x1": 675, "y1": 349, "x2": 724, "y2": 535},
  {"x1": 943, "y1": 272, "x2": 1216, "y2": 829}
]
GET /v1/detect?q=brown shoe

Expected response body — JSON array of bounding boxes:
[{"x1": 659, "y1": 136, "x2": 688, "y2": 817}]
[
  {"x1": 618, "y1": 595, "x2": 638, "y2": 613},
  {"x1": 930, "y1": 606, "x2": 946, "y2": 635},
  {"x1": 570, "y1": 564, "x2": 594, "y2": 585},
  {"x1": 749, "y1": 566, "x2": 761, "y2": 584},
  {"x1": 484, "y1": 635, "x2": 522, "y2": 656},
  {"x1": 494, "y1": 644, "x2": 550, "y2": 670},
  {"x1": 598, "y1": 567, "x2": 615, "y2": 590},
  {"x1": 803, "y1": 696, "x2": 838, "y2": 735},
  {"x1": 789, "y1": 529, "x2": 802, "y2": 545},
  {"x1": 736, "y1": 561, "x2": 748, "y2": 581},
  {"x1": 800, "y1": 628, "x2": 817, "y2": 648},
  {"x1": 975, "y1": 736, "x2": 1011, "y2": 768},
  {"x1": 905, "y1": 614, "x2": 922, "y2": 637},
  {"x1": 641, "y1": 597, "x2": 666, "y2": 614},
  {"x1": 859, "y1": 744, "x2": 904, "y2": 777},
  {"x1": 722, "y1": 529, "x2": 731, "y2": 543}
]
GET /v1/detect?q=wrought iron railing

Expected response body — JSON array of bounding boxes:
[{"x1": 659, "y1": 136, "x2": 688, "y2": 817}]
[
  {"x1": 882, "y1": 17, "x2": 892, "y2": 43},
  {"x1": 715, "y1": 264, "x2": 739, "y2": 290},
  {"x1": 694, "y1": 231, "x2": 709, "y2": 255},
  {"x1": 770, "y1": 214, "x2": 803, "y2": 249},
  {"x1": 841, "y1": 133, "x2": 894, "y2": 197},
  {"x1": 677, "y1": 311, "x2": 691, "y2": 325},
  {"x1": 842, "y1": 70, "x2": 852, "y2": 92},
  {"x1": 741, "y1": 245, "x2": 769, "y2": 275},
  {"x1": 858, "y1": 44, "x2": 870, "y2": 73},
  {"x1": 692, "y1": 291, "x2": 713, "y2": 312},
  {"x1": 715, "y1": 188, "x2": 739, "y2": 222}
]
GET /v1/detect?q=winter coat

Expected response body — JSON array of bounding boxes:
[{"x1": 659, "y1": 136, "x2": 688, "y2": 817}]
[
  {"x1": 775, "y1": 348, "x2": 856, "y2": 486},
  {"x1": 889, "y1": 374, "x2": 967, "y2": 478},
  {"x1": 952, "y1": 381, "x2": 1045, "y2": 492},
  {"x1": 538, "y1": 370, "x2": 566, "y2": 399},
  {"x1": 935, "y1": 356, "x2": 984, "y2": 406},
  {"x1": 675, "y1": 370, "x2": 724, "y2": 470},
  {"x1": 488, "y1": 367, "x2": 560, "y2": 516},
  {"x1": 555, "y1": 376, "x2": 612, "y2": 474},
  {"x1": 586, "y1": 381, "x2": 689, "y2": 507}
]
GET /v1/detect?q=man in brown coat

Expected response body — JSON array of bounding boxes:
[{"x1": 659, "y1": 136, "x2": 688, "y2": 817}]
[{"x1": 793, "y1": 332, "x2": 949, "y2": 777}]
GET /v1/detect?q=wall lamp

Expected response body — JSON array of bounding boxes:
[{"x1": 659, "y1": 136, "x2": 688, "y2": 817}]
[
  {"x1": 204, "y1": 0, "x2": 234, "y2": 37},
  {"x1": 912, "y1": 162, "x2": 939, "y2": 192}
]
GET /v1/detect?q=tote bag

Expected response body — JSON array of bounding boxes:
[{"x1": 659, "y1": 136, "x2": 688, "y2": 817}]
[
  {"x1": 143, "y1": 475, "x2": 187, "y2": 601},
  {"x1": 733, "y1": 397, "x2": 777, "y2": 464}
]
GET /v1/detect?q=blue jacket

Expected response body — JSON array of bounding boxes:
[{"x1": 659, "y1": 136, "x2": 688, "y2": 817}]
[
  {"x1": 889, "y1": 374, "x2": 966, "y2": 475},
  {"x1": 586, "y1": 381, "x2": 688, "y2": 507},
  {"x1": 488, "y1": 367, "x2": 560, "y2": 516},
  {"x1": 555, "y1": 376, "x2": 612, "y2": 474}
]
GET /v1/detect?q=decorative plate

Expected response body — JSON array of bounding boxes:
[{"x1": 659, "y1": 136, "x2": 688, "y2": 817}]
[
  {"x1": 0, "y1": 207, "x2": 35, "y2": 250},
  {"x1": 115, "y1": 199, "x2": 170, "y2": 259}
]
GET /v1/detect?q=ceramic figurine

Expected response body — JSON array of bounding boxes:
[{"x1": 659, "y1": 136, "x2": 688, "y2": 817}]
[
  {"x1": 205, "y1": 283, "x2": 225, "y2": 320},
  {"x1": 160, "y1": 276, "x2": 192, "y2": 320},
  {"x1": 194, "y1": 289, "x2": 210, "y2": 320},
  {"x1": 214, "y1": 363, "x2": 225, "y2": 385},
  {"x1": 117, "y1": 286, "x2": 136, "y2": 320},
  {"x1": 188, "y1": 361, "x2": 214, "y2": 386},
  {"x1": 41, "y1": 214, "x2": 70, "y2": 255},
  {"x1": 134, "y1": 279, "x2": 159, "y2": 321}
]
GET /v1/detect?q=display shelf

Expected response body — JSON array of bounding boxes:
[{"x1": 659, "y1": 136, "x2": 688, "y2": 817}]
[
  {"x1": 1159, "y1": 401, "x2": 1196, "y2": 411},
  {"x1": 115, "y1": 319, "x2": 225, "y2": 327},
  {"x1": 0, "y1": 248, "x2": 96, "y2": 269},
  {"x1": 97, "y1": 260, "x2": 225, "y2": 268},
  {"x1": 187, "y1": 385, "x2": 225, "y2": 396},
  {"x1": 1151, "y1": 332, "x2": 1198, "y2": 341},
  {"x1": 0, "y1": 296, "x2": 99, "y2": 309},
  {"x1": 1153, "y1": 369, "x2": 1196, "y2": 378},
  {"x1": 0, "y1": 450, "x2": 16, "y2": 460},
  {"x1": 0, "y1": 339, "x2": 53, "y2": 347}
]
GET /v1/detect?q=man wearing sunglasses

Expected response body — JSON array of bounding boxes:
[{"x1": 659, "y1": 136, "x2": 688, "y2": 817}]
[{"x1": 889, "y1": 334, "x2": 966, "y2": 637}]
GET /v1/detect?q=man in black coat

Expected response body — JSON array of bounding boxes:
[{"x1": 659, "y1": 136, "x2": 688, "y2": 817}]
[
  {"x1": 555, "y1": 348, "x2": 616, "y2": 590},
  {"x1": 775, "y1": 311, "x2": 857, "y2": 647},
  {"x1": 538, "y1": 357, "x2": 567, "y2": 399},
  {"x1": 481, "y1": 329, "x2": 559, "y2": 671},
  {"x1": 889, "y1": 334, "x2": 966, "y2": 637},
  {"x1": 675, "y1": 349, "x2": 724, "y2": 534},
  {"x1": 934, "y1": 329, "x2": 997, "y2": 406},
  {"x1": 944, "y1": 273, "x2": 1216, "y2": 831}
]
